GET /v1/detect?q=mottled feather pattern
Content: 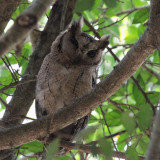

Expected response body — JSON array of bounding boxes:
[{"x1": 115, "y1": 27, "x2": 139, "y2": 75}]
[{"x1": 36, "y1": 17, "x2": 109, "y2": 156}]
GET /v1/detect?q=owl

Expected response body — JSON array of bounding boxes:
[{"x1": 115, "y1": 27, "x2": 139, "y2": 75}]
[{"x1": 35, "y1": 18, "x2": 110, "y2": 155}]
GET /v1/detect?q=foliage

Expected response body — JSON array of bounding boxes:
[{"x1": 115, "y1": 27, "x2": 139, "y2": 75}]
[{"x1": 0, "y1": 0, "x2": 160, "y2": 159}]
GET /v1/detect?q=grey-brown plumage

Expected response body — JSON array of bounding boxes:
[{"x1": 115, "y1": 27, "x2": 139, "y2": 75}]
[{"x1": 35, "y1": 18, "x2": 109, "y2": 155}]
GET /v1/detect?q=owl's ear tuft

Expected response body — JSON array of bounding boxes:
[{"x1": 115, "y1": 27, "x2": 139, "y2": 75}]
[
  {"x1": 70, "y1": 17, "x2": 83, "y2": 34},
  {"x1": 99, "y1": 35, "x2": 110, "y2": 49},
  {"x1": 100, "y1": 35, "x2": 110, "y2": 42}
]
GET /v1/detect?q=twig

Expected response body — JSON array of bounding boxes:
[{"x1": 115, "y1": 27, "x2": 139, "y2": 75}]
[
  {"x1": 107, "y1": 47, "x2": 156, "y2": 115},
  {"x1": 108, "y1": 98, "x2": 124, "y2": 112},
  {"x1": 0, "y1": 77, "x2": 36, "y2": 93},
  {"x1": 114, "y1": 102, "x2": 139, "y2": 110},
  {"x1": 116, "y1": 5, "x2": 150, "y2": 16},
  {"x1": 98, "y1": 12, "x2": 131, "y2": 31},
  {"x1": 99, "y1": 105, "x2": 119, "y2": 154},
  {"x1": 86, "y1": 130, "x2": 126, "y2": 145},
  {"x1": 1, "y1": 57, "x2": 17, "y2": 81},
  {"x1": 143, "y1": 64, "x2": 160, "y2": 79},
  {"x1": 5, "y1": 56, "x2": 19, "y2": 81},
  {"x1": 0, "y1": 0, "x2": 57, "y2": 57},
  {"x1": 0, "y1": 97, "x2": 10, "y2": 110},
  {"x1": 110, "y1": 44, "x2": 133, "y2": 49},
  {"x1": 60, "y1": 141, "x2": 145, "y2": 160}
]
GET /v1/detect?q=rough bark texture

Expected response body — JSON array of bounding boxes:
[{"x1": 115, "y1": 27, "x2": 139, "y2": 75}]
[
  {"x1": 0, "y1": 0, "x2": 21, "y2": 34},
  {"x1": 0, "y1": 0, "x2": 77, "y2": 159},
  {"x1": 145, "y1": 0, "x2": 160, "y2": 159},
  {"x1": 0, "y1": 0, "x2": 56, "y2": 57},
  {"x1": 145, "y1": 110, "x2": 160, "y2": 160}
]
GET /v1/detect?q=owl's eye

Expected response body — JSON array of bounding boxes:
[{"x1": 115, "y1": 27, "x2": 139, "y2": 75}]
[
  {"x1": 70, "y1": 37, "x2": 79, "y2": 48},
  {"x1": 87, "y1": 50, "x2": 97, "y2": 58}
]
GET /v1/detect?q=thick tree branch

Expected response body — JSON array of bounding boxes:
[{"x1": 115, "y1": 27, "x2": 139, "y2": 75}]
[
  {"x1": 0, "y1": 0, "x2": 57, "y2": 57},
  {"x1": 0, "y1": 28, "x2": 155, "y2": 150},
  {"x1": 145, "y1": 109, "x2": 160, "y2": 160},
  {"x1": 145, "y1": 0, "x2": 160, "y2": 159},
  {"x1": 0, "y1": 0, "x2": 21, "y2": 34}
]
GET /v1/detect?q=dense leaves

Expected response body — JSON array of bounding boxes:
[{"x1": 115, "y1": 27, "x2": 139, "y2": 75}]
[{"x1": 0, "y1": 0, "x2": 160, "y2": 159}]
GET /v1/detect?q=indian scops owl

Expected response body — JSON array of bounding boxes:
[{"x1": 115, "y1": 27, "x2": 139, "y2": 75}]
[{"x1": 35, "y1": 18, "x2": 109, "y2": 152}]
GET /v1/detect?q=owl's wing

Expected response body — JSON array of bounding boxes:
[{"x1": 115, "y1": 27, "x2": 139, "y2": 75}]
[
  {"x1": 35, "y1": 99, "x2": 48, "y2": 118},
  {"x1": 59, "y1": 72, "x2": 96, "y2": 140}
]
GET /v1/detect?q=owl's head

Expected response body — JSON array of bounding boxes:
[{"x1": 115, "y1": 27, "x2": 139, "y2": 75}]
[{"x1": 52, "y1": 18, "x2": 110, "y2": 67}]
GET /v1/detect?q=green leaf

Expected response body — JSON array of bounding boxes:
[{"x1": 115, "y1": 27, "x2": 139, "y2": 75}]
[
  {"x1": 106, "y1": 111, "x2": 121, "y2": 127},
  {"x1": 45, "y1": 138, "x2": 60, "y2": 160},
  {"x1": 133, "y1": 77, "x2": 146, "y2": 105},
  {"x1": 12, "y1": 0, "x2": 29, "y2": 19},
  {"x1": 132, "y1": 8, "x2": 149, "y2": 24},
  {"x1": 126, "y1": 146, "x2": 139, "y2": 160},
  {"x1": 75, "y1": 125, "x2": 99, "y2": 142},
  {"x1": 137, "y1": 24, "x2": 146, "y2": 37},
  {"x1": 99, "y1": 139, "x2": 113, "y2": 159},
  {"x1": 117, "y1": 133, "x2": 129, "y2": 151},
  {"x1": 148, "y1": 92, "x2": 160, "y2": 106},
  {"x1": 90, "y1": 143, "x2": 99, "y2": 157},
  {"x1": 137, "y1": 104, "x2": 153, "y2": 131},
  {"x1": 75, "y1": 0, "x2": 95, "y2": 12},
  {"x1": 103, "y1": 0, "x2": 117, "y2": 8},
  {"x1": 21, "y1": 141, "x2": 43, "y2": 153},
  {"x1": 125, "y1": 26, "x2": 139, "y2": 43},
  {"x1": 121, "y1": 111, "x2": 136, "y2": 134}
]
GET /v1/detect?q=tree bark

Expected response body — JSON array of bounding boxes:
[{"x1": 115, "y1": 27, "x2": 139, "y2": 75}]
[
  {"x1": 0, "y1": 0, "x2": 57, "y2": 57},
  {"x1": 0, "y1": 0, "x2": 21, "y2": 34}
]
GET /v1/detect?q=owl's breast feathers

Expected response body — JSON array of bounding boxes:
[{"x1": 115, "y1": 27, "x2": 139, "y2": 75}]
[{"x1": 35, "y1": 17, "x2": 109, "y2": 156}]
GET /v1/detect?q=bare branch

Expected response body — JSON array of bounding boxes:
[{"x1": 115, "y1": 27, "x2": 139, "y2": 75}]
[
  {"x1": 60, "y1": 141, "x2": 145, "y2": 160},
  {"x1": 0, "y1": 0, "x2": 21, "y2": 34},
  {"x1": 0, "y1": 77, "x2": 36, "y2": 93},
  {"x1": 116, "y1": 5, "x2": 150, "y2": 16},
  {"x1": 0, "y1": 0, "x2": 57, "y2": 57},
  {"x1": 143, "y1": 64, "x2": 160, "y2": 79},
  {"x1": 0, "y1": 97, "x2": 10, "y2": 111}
]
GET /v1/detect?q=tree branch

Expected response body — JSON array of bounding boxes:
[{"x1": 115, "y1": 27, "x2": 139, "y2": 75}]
[
  {"x1": 143, "y1": 64, "x2": 160, "y2": 79},
  {"x1": 0, "y1": 28, "x2": 155, "y2": 149},
  {"x1": 0, "y1": 0, "x2": 57, "y2": 57},
  {"x1": 0, "y1": 0, "x2": 21, "y2": 34},
  {"x1": 0, "y1": 77, "x2": 36, "y2": 93},
  {"x1": 116, "y1": 5, "x2": 150, "y2": 16},
  {"x1": 60, "y1": 141, "x2": 145, "y2": 160},
  {"x1": 145, "y1": 109, "x2": 160, "y2": 160}
]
